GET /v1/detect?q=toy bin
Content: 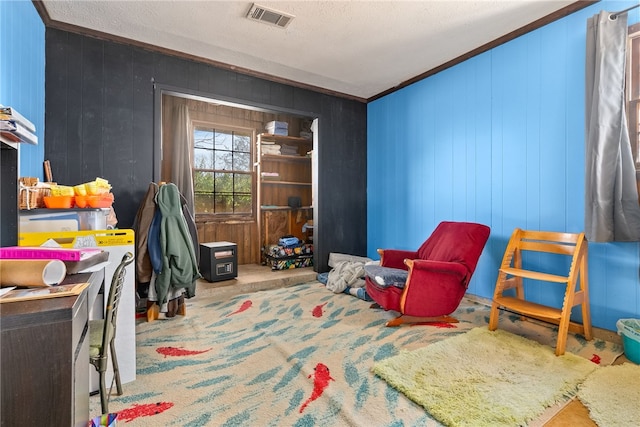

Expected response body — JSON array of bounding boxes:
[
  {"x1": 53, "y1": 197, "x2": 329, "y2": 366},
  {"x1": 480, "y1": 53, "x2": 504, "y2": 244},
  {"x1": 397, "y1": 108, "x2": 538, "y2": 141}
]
[{"x1": 616, "y1": 318, "x2": 640, "y2": 364}]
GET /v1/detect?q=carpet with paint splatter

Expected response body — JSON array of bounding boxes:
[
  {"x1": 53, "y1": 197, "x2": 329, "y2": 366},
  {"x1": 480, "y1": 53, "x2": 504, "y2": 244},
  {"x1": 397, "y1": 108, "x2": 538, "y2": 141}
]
[{"x1": 90, "y1": 282, "x2": 621, "y2": 426}]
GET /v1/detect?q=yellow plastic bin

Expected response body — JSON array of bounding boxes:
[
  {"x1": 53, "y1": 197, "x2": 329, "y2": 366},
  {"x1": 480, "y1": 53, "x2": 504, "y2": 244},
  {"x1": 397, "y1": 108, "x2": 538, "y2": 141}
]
[{"x1": 616, "y1": 318, "x2": 640, "y2": 364}]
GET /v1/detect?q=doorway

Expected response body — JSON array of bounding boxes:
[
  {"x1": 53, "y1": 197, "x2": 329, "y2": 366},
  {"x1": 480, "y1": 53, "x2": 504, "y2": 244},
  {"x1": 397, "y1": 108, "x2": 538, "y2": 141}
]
[{"x1": 155, "y1": 87, "x2": 318, "y2": 266}]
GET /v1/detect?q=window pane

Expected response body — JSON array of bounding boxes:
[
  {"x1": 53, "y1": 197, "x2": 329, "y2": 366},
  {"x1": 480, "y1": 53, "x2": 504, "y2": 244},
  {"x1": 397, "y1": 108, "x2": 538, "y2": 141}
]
[
  {"x1": 215, "y1": 130, "x2": 233, "y2": 151},
  {"x1": 215, "y1": 194, "x2": 233, "y2": 213},
  {"x1": 215, "y1": 172, "x2": 233, "y2": 193},
  {"x1": 233, "y1": 152, "x2": 251, "y2": 171},
  {"x1": 234, "y1": 133, "x2": 251, "y2": 152},
  {"x1": 214, "y1": 150, "x2": 232, "y2": 170},
  {"x1": 194, "y1": 148, "x2": 213, "y2": 169},
  {"x1": 194, "y1": 129, "x2": 213, "y2": 149},
  {"x1": 193, "y1": 125, "x2": 253, "y2": 216},
  {"x1": 234, "y1": 173, "x2": 251, "y2": 192},
  {"x1": 194, "y1": 193, "x2": 214, "y2": 214},
  {"x1": 194, "y1": 171, "x2": 214, "y2": 192},
  {"x1": 234, "y1": 194, "x2": 252, "y2": 213}
]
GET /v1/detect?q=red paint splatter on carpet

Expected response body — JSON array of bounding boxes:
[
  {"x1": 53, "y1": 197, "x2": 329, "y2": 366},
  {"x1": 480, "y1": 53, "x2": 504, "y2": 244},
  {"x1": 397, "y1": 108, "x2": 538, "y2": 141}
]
[
  {"x1": 590, "y1": 354, "x2": 601, "y2": 364},
  {"x1": 312, "y1": 302, "x2": 328, "y2": 317},
  {"x1": 226, "y1": 300, "x2": 252, "y2": 317},
  {"x1": 156, "y1": 347, "x2": 212, "y2": 357},
  {"x1": 300, "y1": 363, "x2": 334, "y2": 413},
  {"x1": 116, "y1": 402, "x2": 174, "y2": 422}
]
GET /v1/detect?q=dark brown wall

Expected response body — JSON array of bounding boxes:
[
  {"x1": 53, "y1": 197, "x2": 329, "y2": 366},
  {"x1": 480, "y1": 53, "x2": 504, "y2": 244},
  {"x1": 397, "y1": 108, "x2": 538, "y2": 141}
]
[{"x1": 44, "y1": 28, "x2": 367, "y2": 272}]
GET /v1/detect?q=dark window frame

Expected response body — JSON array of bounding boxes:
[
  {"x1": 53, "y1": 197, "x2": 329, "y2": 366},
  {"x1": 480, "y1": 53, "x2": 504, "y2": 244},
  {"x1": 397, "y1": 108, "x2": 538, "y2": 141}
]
[{"x1": 192, "y1": 120, "x2": 255, "y2": 220}]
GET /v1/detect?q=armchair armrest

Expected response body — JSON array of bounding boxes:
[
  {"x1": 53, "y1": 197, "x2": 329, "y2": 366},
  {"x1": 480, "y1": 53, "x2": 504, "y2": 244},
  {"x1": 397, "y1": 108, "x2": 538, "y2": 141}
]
[
  {"x1": 401, "y1": 259, "x2": 471, "y2": 317},
  {"x1": 379, "y1": 248, "x2": 418, "y2": 270},
  {"x1": 405, "y1": 259, "x2": 470, "y2": 283}
]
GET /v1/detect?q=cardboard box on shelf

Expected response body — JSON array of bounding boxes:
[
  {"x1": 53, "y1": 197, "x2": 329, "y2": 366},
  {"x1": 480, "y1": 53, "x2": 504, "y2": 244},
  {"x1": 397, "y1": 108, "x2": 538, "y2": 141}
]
[{"x1": 266, "y1": 120, "x2": 288, "y2": 136}]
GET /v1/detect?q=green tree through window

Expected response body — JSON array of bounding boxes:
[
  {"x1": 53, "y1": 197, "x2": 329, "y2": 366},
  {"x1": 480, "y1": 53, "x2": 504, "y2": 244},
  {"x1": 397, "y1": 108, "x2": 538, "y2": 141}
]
[{"x1": 193, "y1": 124, "x2": 252, "y2": 215}]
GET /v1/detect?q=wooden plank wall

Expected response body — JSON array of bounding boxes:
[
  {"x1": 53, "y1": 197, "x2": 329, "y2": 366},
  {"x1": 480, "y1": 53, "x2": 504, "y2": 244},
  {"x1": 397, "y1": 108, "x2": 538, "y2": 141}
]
[
  {"x1": 161, "y1": 96, "x2": 303, "y2": 184},
  {"x1": 161, "y1": 95, "x2": 307, "y2": 265},
  {"x1": 196, "y1": 220, "x2": 255, "y2": 265}
]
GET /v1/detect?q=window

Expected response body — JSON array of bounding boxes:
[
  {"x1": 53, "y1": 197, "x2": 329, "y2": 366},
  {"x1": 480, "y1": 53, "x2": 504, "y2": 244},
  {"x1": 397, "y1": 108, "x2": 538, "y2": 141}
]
[
  {"x1": 193, "y1": 123, "x2": 253, "y2": 216},
  {"x1": 628, "y1": 23, "x2": 640, "y2": 168}
]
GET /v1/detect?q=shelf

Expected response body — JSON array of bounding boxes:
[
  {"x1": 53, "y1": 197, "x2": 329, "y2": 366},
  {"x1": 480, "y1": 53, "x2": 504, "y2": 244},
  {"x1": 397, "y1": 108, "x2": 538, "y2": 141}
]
[
  {"x1": 1, "y1": 131, "x2": 37, "y2": 145},
  {"x1": 261, "y1": 180, "x2": 311, "y2": 186},
  {"x1": 261, "y1": 205, "x2": 312, "y2": 211},
  {"x1": 501, "y1": 267, "x2": 567, "y2": 283},
  {"x1": 259, "y1": 133, "x2": 312, "y2": 144},
  {"x1": 257, "y1": 131, "x2": 314, "y2": 256},
  {"x1": 261, "y1": 154, "x2": 311, "y2": 162},
  {"x1": 494, "y1": 296, "x2": 562, "y2": 321}
]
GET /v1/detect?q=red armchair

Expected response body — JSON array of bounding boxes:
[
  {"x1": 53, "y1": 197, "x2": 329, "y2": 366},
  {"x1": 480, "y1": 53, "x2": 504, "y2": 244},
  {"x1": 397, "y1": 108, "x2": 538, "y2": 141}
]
[{"x1": 364, "y1": 221, "x2": 490, "y2": 326}]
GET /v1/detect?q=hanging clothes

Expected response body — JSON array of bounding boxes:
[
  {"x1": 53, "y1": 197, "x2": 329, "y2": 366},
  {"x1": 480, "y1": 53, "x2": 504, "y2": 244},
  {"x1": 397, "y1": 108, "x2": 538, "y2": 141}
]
[
  {"x1": 154, "y1": 183, "x2": 201, "y2": 306},
  {"x1": 179, "y1": 191, "x2": 199, "y2": 265},
  {"x1": 148, "y1": 207, "x2": 163, "y2": 276},
  {"x1": 132, "y1": 182, "x2": 159, "y2": 292}
]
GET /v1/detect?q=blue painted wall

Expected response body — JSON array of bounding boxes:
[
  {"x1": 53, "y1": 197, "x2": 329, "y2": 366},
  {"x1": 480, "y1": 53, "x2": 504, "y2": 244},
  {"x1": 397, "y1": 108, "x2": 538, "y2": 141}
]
[
  {"x1": 368, "y1": 1, "x2": 640, "y2": 332},
  {"x1": 3, "y1": 0, "x2": 638, "y2": 331},
  {"x1": 0, "y1": 0, "x2": 45, "y2": 178}
]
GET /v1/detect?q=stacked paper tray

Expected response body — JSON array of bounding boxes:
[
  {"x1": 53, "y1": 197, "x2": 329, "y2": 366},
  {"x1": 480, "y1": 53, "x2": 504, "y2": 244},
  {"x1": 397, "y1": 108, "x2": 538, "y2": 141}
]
[{"x1": 64, "y1": 250, "x2": 110, "y2": 274}]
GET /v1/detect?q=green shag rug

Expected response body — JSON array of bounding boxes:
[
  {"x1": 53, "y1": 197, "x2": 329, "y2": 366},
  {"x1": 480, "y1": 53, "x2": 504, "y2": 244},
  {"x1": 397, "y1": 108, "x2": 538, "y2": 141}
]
[
  {"x1": 577, "y1": 363, "x2": 640, "y2": 427},
  {"x1": 372, "y1": 327, "x2": 598, "y2": 427}
]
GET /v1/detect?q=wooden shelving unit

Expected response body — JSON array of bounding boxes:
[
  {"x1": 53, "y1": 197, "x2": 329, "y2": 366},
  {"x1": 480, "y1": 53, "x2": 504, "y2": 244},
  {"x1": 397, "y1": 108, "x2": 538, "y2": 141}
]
[{"x1": 256, "y1": 133, "x2": 314, "y2": 257}]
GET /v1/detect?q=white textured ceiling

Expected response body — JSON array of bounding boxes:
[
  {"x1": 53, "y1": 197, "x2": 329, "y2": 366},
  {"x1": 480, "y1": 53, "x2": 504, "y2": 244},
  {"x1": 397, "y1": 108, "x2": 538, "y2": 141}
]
[{"x1": 41, "y1": 0, "x2": 578, "y2": 100}]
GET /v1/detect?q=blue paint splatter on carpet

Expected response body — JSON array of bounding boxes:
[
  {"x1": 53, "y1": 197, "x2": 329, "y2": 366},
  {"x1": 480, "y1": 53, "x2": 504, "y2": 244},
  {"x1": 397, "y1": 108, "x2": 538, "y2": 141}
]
[
  {"x1": 247, "y1": 366, "x2": 282, "y2": 385},
  {"x1": 374, "y1": 342, "x2": 397, "y2": 361}
]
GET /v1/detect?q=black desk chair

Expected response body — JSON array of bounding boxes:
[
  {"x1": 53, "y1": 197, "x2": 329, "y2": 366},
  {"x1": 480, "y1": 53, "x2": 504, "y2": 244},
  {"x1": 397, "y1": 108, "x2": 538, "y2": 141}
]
[{"x1": 89, "y1": 252, "x2": 134, "y2": 414}]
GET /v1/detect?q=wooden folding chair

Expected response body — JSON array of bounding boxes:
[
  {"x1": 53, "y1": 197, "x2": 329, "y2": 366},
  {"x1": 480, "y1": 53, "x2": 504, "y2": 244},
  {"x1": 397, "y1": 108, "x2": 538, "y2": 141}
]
[{"x1": 488, "y1": 229, "x2": 592, "y2": 356}]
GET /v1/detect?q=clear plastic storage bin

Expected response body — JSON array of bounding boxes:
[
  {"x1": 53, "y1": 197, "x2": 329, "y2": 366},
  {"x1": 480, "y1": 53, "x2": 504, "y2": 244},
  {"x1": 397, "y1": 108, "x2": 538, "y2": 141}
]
[{"x1": 616, "y1": 318, "x2": 640, "y2": 364}]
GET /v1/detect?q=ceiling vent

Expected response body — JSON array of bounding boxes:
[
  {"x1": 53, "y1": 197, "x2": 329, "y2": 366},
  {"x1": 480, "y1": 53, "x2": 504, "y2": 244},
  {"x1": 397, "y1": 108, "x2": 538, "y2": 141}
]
[{"x1": 246, "y1": 3, "x2": 294, "y2": 28}]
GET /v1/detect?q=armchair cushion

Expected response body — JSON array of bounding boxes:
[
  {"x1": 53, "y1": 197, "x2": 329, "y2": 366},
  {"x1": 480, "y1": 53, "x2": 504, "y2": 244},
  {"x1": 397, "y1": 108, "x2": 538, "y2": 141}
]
[{"x1": 364, "y1": 265, "x2": 408, "y2": 289}]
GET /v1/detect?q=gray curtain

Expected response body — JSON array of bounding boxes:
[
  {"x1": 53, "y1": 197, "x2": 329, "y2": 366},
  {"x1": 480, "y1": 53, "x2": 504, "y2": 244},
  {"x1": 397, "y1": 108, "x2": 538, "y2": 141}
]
[
  {"x1": 171, "y1": 104, "x2": 195, "y2": 214},
  {"x1": 585, "y1": 11, "x2": 640, "y2": 242}
]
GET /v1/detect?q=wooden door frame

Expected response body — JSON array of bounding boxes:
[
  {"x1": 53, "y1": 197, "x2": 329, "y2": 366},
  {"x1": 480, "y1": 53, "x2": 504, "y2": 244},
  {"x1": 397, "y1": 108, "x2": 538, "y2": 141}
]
[{"x1": 152, "y1": 84, "x2": 320, "y2": 265}]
